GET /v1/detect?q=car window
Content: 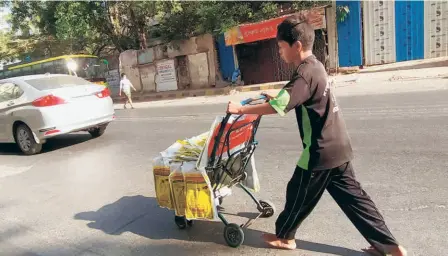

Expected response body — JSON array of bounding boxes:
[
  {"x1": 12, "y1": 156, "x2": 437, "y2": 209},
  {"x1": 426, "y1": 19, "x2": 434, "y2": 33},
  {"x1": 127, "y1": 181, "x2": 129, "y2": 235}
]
[
  {"x1": 25, "y1": 76, "x2": 94, "y2": 91},
  {"x1": 0, "y1": 82, "x2": 24, "y2": 103}
]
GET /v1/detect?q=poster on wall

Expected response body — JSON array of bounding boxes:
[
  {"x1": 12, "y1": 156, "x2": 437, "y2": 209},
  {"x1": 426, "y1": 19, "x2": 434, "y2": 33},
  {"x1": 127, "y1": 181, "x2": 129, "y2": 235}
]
[
  {"x1": 363, "y1": 0, "x2": 396, "y2": 65},
  {"x1": 156, "y1": 59, "x2": 178, "y2": 92},
  {"x1": 105, "y1": 69, "x2": 120, "y2": 88},
  {"x1": 105, "y1": 69, "x2": 120, "y2": 96},
  {"x1": 424, "y1": 1, "x2": 448, "y2": 58}
]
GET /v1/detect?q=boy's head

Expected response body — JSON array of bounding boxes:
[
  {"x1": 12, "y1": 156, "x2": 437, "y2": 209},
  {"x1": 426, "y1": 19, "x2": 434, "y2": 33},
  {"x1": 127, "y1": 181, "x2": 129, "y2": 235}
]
[
  {"x1": 276, "y1": 17, "x2": 315, "y2": 64},
  {"x1": 121, "y1": 73, "x2": 126, "y2": 79}
]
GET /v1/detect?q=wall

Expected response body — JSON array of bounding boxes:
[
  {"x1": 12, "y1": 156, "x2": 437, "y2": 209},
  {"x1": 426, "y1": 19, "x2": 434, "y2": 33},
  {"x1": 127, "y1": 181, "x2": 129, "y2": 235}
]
[
  {"x1": 166, "y1": 34, "x2": 217, "y2": 87},
  {"x1": 395, "y1": 1, "x2": 424, "y2": 62},
  {"x1": 336, "y1": 0, "x2": 363, "y2": 67},
  {"x1": 119, "y1": 33, "x2": 218, "y2": 93},
  {"x1": 216, "y1": 34, "x2": 236, "y2": 81},
  {"x1": 188, "y1": 52, "x2": 210, "y2": 89},
  {"x1": 119, "y1": 50, "x2": 142, "y2": 91},
  {"x1": 424, "y1": 1, "x2": 448, "y2": 59},
  {"x1": 105, "y1": 69, "x2": 120, "y2": 96},
  {"x1": 339, "y1": 0, "x2": 447, "y2": 67},
  {"x1": 363, "y1": 0, "x2": 396, "y2": 65},
  {"x1": 326, "y1": 4, "x2": 339, "y2": 70}
]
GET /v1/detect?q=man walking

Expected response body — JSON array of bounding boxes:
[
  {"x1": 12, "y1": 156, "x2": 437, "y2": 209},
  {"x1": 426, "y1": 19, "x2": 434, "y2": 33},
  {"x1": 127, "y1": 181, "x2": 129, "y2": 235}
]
[
  {"x1": 119, "y1": 73, "x2": 137, "y2": 109},
  {"x1": 226, "y1": 18, "x2": 407, "y2": 256}
]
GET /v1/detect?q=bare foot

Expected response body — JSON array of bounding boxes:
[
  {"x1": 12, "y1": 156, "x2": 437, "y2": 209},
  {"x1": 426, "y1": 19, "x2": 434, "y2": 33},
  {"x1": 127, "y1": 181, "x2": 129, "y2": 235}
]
[
  {"x1": 362, "y1": 247, "x2": 382, "y2": 256},
  {"x1": 262, "y1": 233, "x2": 296, "y2": 250},
  {"x1": 362, "y1": 245, "x2": 407, "y2": 256}
]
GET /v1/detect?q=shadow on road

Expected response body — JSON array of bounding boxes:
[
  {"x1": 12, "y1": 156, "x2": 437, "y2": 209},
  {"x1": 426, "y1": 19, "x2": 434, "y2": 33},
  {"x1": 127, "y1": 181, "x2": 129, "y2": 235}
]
[
  {"x1": 74, "y1": 195, "x2": 365, "y2": 256},
  {"x1": 0, "y1": 133, "x2": 94, "y2": 156}
]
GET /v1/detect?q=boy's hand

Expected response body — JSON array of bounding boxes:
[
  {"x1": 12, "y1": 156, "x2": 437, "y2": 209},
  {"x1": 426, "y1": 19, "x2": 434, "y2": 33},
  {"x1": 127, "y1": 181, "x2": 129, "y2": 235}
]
[
  {"x1": 261, "y1": 91, "x2": 276, "y2": 100},
  {"x1": 227, "y1": 101, "x2": 242, "y2": 114}
]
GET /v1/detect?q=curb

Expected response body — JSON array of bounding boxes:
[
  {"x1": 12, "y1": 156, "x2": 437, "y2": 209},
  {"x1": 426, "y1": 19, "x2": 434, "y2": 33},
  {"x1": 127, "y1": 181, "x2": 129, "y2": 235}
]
[{"x1": 112, "y1": 82, "x2": 285, "y2": 104}]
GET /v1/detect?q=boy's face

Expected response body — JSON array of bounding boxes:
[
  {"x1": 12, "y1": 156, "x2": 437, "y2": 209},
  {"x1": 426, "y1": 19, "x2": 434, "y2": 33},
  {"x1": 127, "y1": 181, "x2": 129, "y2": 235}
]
[{"x1": 278, "y1": 40, "x2": 302, "y2": 64}]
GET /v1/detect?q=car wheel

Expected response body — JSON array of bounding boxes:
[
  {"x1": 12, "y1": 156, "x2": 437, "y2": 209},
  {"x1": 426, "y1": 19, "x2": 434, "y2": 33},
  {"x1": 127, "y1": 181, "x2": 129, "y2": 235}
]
[
  {"x1": 15, "y1": 124, "x2": 43, "y2": 155},
  {"x1": 89, "y1": 125, "x2": 107, "y2": 138}
]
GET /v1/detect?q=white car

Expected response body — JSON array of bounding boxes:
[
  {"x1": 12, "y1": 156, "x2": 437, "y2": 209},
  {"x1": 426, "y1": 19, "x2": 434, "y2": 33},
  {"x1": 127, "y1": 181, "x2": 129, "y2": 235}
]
[{"x1": 0, "y1": 74, "x2": 115, "y2": 155}]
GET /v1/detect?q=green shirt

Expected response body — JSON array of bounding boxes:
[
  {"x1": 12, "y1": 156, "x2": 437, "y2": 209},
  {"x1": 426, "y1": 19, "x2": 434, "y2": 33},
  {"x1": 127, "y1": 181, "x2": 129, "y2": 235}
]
[{"x1": 269, "y1": 55, "x2": 353, "y2": 171}]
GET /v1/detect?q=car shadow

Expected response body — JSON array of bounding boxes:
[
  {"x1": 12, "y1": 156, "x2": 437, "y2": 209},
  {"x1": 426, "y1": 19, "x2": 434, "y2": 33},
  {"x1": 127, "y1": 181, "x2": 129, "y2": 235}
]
[
  {"x1": 74, "y1": 195, "x2": 365, "y2": 255},
  {"x1": 0, "y1": 133, "x2": 94, "y2": 156}
]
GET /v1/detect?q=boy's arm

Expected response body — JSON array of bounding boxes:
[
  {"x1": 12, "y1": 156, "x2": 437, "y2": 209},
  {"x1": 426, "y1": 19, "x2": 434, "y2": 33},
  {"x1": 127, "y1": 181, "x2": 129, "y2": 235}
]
[
  {"x1": 227, "y1": 78, "x2": 312, "y2": 116},
  {"x1": 227, "y1": 101, "x2": 277, "y2": 115},
  {"x1": 268, "y1": 78, "x2": 311, "y2": 116}
]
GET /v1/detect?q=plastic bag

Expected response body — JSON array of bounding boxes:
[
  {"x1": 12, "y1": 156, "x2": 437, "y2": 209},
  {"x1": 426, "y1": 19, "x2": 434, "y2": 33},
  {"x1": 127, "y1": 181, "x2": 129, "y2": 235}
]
[
  {"x1": 163, "y1": 132, "x2": 209, "y2": 162},
  {"x1": 241, "y1": 154, "x2": 260, "y2": 192},
  {"x1": 183, "y1": 161, "x2": 217, "y2": 220},
  {"x1": 169, "y1": 162, "x2": 186, "y2": 217},
  {"x1": 152, "y1": 156, "x2": 174, "y2": 209}
]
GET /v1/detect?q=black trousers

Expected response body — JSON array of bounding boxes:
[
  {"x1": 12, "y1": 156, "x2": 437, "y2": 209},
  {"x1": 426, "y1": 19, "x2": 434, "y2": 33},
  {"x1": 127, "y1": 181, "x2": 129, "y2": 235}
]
[{"x1": 275, "y1": 161, "x2": 398, "y2": 251}]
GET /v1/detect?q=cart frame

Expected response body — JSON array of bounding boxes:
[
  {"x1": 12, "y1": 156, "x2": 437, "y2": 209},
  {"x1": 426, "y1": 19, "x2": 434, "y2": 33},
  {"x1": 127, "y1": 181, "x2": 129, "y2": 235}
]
[{"x1": 174, "y1": 96, "x2": 276, "y2": 248}]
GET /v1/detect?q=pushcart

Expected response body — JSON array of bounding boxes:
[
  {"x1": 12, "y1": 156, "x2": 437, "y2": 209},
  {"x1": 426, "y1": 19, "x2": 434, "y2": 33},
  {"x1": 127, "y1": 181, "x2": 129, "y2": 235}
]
[{"x1": 174, "y1": 96, "x2": 276, "y2": 248}]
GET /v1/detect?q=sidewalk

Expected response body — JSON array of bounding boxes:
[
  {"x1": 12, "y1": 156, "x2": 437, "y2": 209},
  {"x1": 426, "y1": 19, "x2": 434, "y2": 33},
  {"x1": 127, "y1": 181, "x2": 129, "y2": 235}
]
[
  {"x1": 112, "y1": 81, "x2": 286, "y2": 104},
  {"x1": 113, "y1": 57, "x2": 448, "y2": 105}
]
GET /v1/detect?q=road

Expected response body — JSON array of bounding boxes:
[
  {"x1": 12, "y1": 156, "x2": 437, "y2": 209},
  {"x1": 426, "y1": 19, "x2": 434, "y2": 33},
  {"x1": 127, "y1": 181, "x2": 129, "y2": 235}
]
[{"x1": 0, "y1": 88, "x2": 447, "y2": 256}]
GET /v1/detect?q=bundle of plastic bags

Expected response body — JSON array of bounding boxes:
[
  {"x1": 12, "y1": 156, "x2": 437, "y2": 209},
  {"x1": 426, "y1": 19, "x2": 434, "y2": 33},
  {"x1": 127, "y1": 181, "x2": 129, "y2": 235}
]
[
  {"x1": 152, "y1": 114, "x2": 261, "y2": 221},
  {"x1": 152, "y1": 131, "x2": 218, "y2": 220}
]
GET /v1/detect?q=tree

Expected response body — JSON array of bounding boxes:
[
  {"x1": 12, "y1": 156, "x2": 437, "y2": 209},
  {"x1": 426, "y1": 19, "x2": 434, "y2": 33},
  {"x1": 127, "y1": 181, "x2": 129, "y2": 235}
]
[{"x1": 2, "y1": 0, "x2": 332, "y2": 61}]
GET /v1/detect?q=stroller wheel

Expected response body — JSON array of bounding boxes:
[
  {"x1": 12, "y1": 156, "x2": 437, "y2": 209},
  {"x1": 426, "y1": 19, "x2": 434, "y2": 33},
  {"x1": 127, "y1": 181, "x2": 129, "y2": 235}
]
[
  {"x1": 224, "y1": 223, "x2": 244, "y2": 248},
  {"x1": 259, "y1": 200, "x2": 276, "y2": 218},
  {"x1": 174, "y1": 215, "x2": 187, "y2": 229}
]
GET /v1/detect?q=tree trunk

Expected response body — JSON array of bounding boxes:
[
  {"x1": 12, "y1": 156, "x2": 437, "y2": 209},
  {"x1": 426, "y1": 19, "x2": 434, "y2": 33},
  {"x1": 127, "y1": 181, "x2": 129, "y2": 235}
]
[{"x1": 138, "y1": 24, "x2": 148, "y2": 50}]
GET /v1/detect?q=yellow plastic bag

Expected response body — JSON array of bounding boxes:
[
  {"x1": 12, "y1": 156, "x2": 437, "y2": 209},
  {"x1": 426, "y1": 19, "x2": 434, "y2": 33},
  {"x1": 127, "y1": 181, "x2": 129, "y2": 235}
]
[
  {"x1": 152, "y1": 156, "x2": 173, "y2": 210},
  {"x1": 169, "y1": 162, "x2": 186, "y2": 216},
  {"x1": 183, "y1": 162, "x2": 216, "y2": 220}
]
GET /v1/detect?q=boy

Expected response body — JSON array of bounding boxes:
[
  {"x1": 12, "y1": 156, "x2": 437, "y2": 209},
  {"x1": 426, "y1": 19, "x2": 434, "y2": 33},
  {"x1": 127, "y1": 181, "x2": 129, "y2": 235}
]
[
  {"x1": 119, "y1": 73, "x2": 137, "y2": 109},
  {"x1": 226, "y1": 18, "x2": 407, "y2": 256}
]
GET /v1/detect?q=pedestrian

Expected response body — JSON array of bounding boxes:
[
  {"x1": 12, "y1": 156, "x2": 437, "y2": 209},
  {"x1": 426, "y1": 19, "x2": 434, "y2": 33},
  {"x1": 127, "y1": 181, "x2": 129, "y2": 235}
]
[
  {"x1": 119, "y1": 73, "x2": 137, "y2": 109},
  {"x1": 226, "y1": 17, "x2": 407, "y2": 256}
]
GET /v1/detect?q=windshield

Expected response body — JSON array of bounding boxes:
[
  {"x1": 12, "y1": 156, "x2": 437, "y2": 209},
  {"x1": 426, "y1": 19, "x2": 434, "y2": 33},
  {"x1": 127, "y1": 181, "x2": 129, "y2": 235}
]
[
  {"x1": 26, "y1": 76, "x2": 95, "y2": 91},
  {"x1": 71, "y1": 57, "x2": 107, "y2": 80}
]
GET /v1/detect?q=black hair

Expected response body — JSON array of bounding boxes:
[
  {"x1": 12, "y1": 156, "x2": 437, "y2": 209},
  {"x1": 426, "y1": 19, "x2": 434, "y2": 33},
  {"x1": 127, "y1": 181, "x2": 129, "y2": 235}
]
[
  {"x1": 121, "y1": 73, "x2": 125, "y2": 78},
  {"x1": 276, "y1": 17, "x2": 315, "y2": 50}
]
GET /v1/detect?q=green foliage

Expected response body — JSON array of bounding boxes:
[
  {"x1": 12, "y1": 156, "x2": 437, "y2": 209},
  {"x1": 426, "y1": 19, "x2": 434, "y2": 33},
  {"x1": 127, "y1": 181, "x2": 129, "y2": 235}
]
[
  {"x1": 1, "y1": 0, "x2": 330, "y2": 61},
  {"x1": 336, "y1": 5, "x2": 350, "y2": 23}
]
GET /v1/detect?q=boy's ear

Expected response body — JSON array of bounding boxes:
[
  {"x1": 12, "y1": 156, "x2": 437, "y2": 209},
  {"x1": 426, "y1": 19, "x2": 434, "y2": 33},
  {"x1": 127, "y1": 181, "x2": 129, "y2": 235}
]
[{"x1": 294, "y1": 41, "x2": 303, "y2": 52}]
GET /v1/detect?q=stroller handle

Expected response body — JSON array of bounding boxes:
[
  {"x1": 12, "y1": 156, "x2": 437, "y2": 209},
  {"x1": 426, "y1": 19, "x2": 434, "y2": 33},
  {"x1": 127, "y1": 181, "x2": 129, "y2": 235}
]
[{"x1": 240, "y1": 95, "x2": 267, "y2": 106}]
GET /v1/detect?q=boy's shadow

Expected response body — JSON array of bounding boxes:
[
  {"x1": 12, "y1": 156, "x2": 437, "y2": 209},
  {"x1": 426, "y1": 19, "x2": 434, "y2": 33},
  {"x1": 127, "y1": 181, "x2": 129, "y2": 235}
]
[{"x1": 74, "y1": 195, "x2": 365, "y2": 255}]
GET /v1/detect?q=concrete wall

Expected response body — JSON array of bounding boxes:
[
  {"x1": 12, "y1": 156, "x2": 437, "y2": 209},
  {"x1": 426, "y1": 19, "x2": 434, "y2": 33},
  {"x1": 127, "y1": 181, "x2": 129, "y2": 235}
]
[
  {"x1": 326, "y1": 3, "x2": 339, "y2": 71},
  {"x1": 119, "y1": 50, "x2": 142, "y2": 91},
  {"x1": 118, "y1": 33, "x2": 219, "y2": 93},
  {"x1": 188, "y1": 52, "x2": 209, "y2": 89},
  {"x1": 166, "y1": 34, "x2": 217, "y2": 87}
]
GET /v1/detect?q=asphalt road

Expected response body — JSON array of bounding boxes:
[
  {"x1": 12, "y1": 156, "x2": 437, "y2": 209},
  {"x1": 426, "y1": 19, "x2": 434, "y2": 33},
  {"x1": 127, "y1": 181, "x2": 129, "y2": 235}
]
[{"x1": 0, "y1": 89, "x2": 447, "y2": 256}]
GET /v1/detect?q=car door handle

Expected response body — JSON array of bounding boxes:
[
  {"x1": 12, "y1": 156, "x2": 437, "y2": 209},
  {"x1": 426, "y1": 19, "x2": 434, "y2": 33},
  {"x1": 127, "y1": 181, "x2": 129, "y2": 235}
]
[{"x1": 7, "y1": 102, "x2": 14, "y2": 107}]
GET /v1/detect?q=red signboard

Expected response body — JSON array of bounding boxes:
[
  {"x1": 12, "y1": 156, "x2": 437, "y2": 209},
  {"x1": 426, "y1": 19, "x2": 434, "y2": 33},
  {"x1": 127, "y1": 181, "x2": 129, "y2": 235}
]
[
  {"x1": 238, "y1": 16, "x2": 287, "y2": 45},
  {"x1": 225, "y1": 8, "x2": 326, "y2": 46}
]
